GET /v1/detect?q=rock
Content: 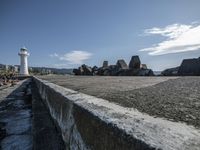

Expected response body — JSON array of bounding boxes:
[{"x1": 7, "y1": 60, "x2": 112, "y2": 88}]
[
  {"x1": 92, "y1": 66, "x2": 99, "y2": 75},
  {"x1": 95, "y1": 67, "x2": 103, "y2": 75},
  {"x1": 3, "y1": 76, "x2": 7, "y2": 81},
  {"x1": 116, "y1": 69, "x2": 129, "y2": 76},
  {"x1": 3, "y1": 81, "x2": 8, "y2": 85},
  {"x1": 73, "y1": 68, "x2": 82, "y2": 75},
  {"x1": 125, "y1": 68, "x2": 140, "y2": 76},
  {"x1": 96, "y1": 65, "x2": 121, "y2": 76},
  {"x1": 116, "y1": 59, "x2": 128, "y2": 69},
  {"x1": 178, "y1": 58, "x2": 200, "y2": 75},
  {"x1": 92, "y1": 66, "x2": 98, "y2": 72},
  {"x1": 96, "y1": 65, "x2": 115, "y2": 76},
  {"x1": 73, "y1": 64, "x2": 92, "y2": 75},
  {"x1": 129, "y1": 56, "x2": 141, "y2": 69},
  {"x1": 73, "y1": 55, "x2": 154, "y2": 76},
  {"x1": 79, "y1": 66, "x2": 84, "y2": 74},
  {"x1": 11, "y1": 80, "x2": 17, "y2": 86},
  {"x1": 141, "y1": 64, "x2": 147, "y2": 69},
  {"x1": 120, "y1": 68, "x2": 154, "y2": 76},
  {"x1": 161, "y1": 67, "x2": 179, "y2": 76},
  {"x1": 102, "y1": 61, "x2": 108, "y2": 68},
  {"x1": 81, "y1": 64, "x2": 93, "y2": 75},
  {"x1": 138, "y1": 69, "x2": 154, "y2": 76},
  {"x1": 103, "y1": 69, "x2": 110, "y2": 76},
  {"x1": 108, "y1": 65, "x2": 120, "y2": 76}
]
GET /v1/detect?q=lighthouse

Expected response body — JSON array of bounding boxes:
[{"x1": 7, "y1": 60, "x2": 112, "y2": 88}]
[{"x1": 18, "y1": 47, "x2": 30, "y2": 76}]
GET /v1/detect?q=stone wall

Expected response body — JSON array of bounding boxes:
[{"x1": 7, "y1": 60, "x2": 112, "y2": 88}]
[{"x1": 33, "y1": 76, "x2": 200, "y2": 150}]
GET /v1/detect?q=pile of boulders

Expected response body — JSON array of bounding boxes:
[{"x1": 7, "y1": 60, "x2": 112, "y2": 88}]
[
  {"x1": 73, "y1": 64, "x2": 93, "y2": 76},
  {"x1": 161, "y1": 67, "x2": 179, "y2": 76},
  {"x1": 0, "y1": 72, "x2": 18, "y2": 87},
  {"x1": 73, "y1": 55, "x2": 154, "y2": 76},
  {"x1": 161, "y1": 57, "x2": 200, "y2": 76}
]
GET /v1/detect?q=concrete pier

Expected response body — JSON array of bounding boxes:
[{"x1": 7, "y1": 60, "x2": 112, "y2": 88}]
[
  {"x1": 39, "y1": 75, "x2": 200, "y2": 128},
  {"x1": 34, "y1": 76, "x2": 200, "y2": 150},
  {"x1": 1, "y1": 76, "x2": 200, "y2": 150}
]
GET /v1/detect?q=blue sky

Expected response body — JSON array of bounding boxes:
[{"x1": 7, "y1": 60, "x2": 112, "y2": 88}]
[{"x1": 1, "y1": 0, "x2": 200, "y2": 71}]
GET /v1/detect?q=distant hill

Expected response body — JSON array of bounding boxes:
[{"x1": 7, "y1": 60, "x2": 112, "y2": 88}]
[
  {"x1": 161, "y1": 56, "x2": 200, "y2": 76},
  {"x1": 0, "y1": 63, "x2": 73, "y2": 75},
  {"x1": 153, "y1": 71, "x2": 162, "y2": 76},
  {"x1": 30, "y1": 67, "x2": 73, "y2": 75}
]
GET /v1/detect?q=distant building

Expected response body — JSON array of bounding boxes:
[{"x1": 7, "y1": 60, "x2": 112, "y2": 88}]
[
  {"x1": 14, "y1": 65, "x2": 19, "y2": 72},
  {"x1": 0, "y1": 64, "x2": 8, "y2": 71},
  {"x1": 5, "y1": 65, "x2": 9, "y2": 71},
  {"x1": 41, "y1": 68, "x2": 52, "y2": 75},
  {"x1": 0, "y1": 64, "x2": 5, "y2": 71}
]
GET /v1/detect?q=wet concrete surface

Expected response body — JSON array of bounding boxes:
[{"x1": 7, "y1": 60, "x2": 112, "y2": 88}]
[
  {"x1": 0, "y1": 79, "x2": 65, "y2": 150},
  {"x1": 0, "y1": 80, "x2": 32, "y2": 150},
  {"x1": 38, "y1": 75, "x2": 200, "y2": 129}
]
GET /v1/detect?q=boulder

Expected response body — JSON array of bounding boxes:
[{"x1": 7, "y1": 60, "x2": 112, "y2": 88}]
[
  {"x1": 92, "y1": 66, "x2": 99, "y2": 75},
  {"x1": 129, "y1": 56, "x2": 141, "y2": 69},
  {"x1": 116, "y1": 59, "x2": 128, "y2": 69},
  {"x1": 125, "y1": 68, "x2": 140, "y2": 76},
  {"x1": 95, "y1": 67, "x2": 105, "y2": 75},
  {"x1": 178, "y1": 58, "x2": 200, "y2": 75},
  {"x1": 116, "y1": 69, "x2": 129, "y2": 76},
  {"x1": 161, "y1": 67, "x2": 179, "y2": 76},
  {"x1": 138, "y1": 69, "x2": 154, "y2": 76},
  {"x1": 103, "y1": 69, "x2": 110, "y2": 76},
  {"x1": 102, "y1": 61, "x2": 108, "y2": 68},
  {"x1": 109, "y1": 65, "x2": 121, "y2": 76},
  {"x1": 96, "y1": 65, "x2": 120, "y2": 76},
  {"x1": 81, "y1": 64, "x2": 93, "y2": 75},
  {"x1": 92, "y1": 66, "x2": 98, "y2": 72},
  {"x1": 73, "y1": 64, "x2": 93, "y2": 75},
  {"x1": 73, "y1": 55, "x2": 155, "y2": 76},
  {"x1": 140, "y1": 64, "x2": 147, "y2": 69},
  {"x1": 79, "y1": 66, "x2": 84, "y2": 74},
  {"x1": 73, "y1": 68, "x2": 82, "y2": 75}
]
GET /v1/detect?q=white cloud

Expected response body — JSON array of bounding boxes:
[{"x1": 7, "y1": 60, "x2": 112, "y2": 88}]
[
  {"x1": 49, "y1": 53, "x2": 59, "y2": 57},
  {"x1": 140, "y1": 23, "x2": 200, "y2": 55},
  {"x1": 59, "y1": 50, "x2": 92, "y2": 64}
]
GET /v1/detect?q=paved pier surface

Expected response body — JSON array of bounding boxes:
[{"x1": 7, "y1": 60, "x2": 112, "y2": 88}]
[
  {"x1": 0, "y1": 80, "x2": 32, "y2": 150},
  {"x1": 39, "y1": 75, "x2": 200, "y2": 128}
]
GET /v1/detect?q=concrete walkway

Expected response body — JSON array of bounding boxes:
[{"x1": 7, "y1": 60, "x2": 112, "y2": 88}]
[
  {"x1": 34, "y1": 76, "x2": 200, "y2": 150},
  {"x1": 0, "y1": 80, "x2": 32, "y2": 150},
  {"x1": 39, "y1": 75, "x2": 200, "y2": 129}
]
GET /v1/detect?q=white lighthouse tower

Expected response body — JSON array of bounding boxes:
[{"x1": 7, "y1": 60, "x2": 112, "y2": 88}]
[{"x1": 18, "y1": 47, "x2": 30, "y2": 76}]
